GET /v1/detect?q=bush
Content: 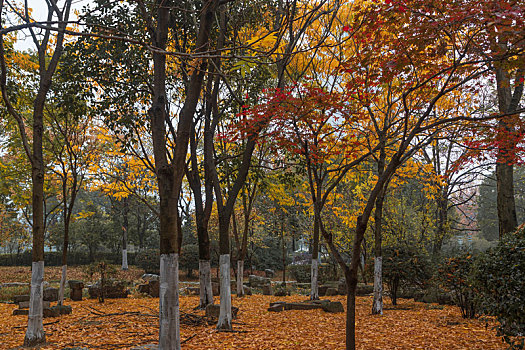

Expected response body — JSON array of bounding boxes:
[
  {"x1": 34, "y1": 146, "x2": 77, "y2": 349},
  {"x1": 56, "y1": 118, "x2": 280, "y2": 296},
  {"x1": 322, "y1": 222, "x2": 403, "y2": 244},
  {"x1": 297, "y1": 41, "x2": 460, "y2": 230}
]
[
  {"x1": 383, "y1": 246, "x2": 431, "y2": 305},
  {"x1": 135, "y1": 249, "x2": 160, "y2": 274},
  {"x1": 473, "y1": 227, "x2": 525, "y2": 349},
  {"x1": 438, "y1": 253, "x2": 477, "y2": 318},
  {"x1": 180, "y1": 244, "x2": 199, "y2": 277},
  {"x1": 0, "y1": 250, "x2": 137, "y2": 266},
  {"x1": 287, "y1": 263, "x2": 340, "y2": 284}
]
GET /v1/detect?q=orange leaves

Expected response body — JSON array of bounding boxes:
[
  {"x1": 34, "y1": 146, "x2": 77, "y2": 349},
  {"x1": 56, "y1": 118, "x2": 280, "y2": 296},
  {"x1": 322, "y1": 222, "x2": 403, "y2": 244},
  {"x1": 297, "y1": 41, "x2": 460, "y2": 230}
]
[{"x1": 0, "y1": 280, "x2": 507, "y2": 349}]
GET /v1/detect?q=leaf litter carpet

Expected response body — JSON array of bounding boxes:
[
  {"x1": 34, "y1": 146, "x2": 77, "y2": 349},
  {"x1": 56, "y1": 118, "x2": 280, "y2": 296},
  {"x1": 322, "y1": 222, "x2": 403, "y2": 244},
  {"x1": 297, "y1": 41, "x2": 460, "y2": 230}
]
[{"x1": 0, "y1": 294, "x2": 506, "y2": 349}]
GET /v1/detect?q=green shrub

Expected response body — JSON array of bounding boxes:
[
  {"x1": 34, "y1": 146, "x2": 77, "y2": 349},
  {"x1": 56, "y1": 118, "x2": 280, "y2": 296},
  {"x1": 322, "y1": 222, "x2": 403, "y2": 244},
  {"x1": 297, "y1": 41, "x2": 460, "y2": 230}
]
[
  {"x1": 0, "y1": 250, "x2": 137, "y2": 266},
  {"x1": 383, "y1": 246, "x2": 431, "y2": 305},
  {"x1": 438, "y1": 253, "x2": 477, "y2": 318},
  {"x1": 135, "y1": 249, "x2": 160, "y2": 274},
  {"x1": 180, "y1": 244, "x2": 199, "y2": 277},
  {"x1": 287, "y1": 263, "x2": 340, "y2": 284},
  {"x1": 473, "y1": 227, "x2": 525, "y2": 349}
]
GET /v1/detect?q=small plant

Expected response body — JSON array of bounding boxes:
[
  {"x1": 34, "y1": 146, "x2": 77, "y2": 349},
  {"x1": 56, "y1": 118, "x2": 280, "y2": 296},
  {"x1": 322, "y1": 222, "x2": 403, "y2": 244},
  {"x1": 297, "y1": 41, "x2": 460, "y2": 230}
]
[
  {"x1": 473, "y1": 227, "x2": 525, "y2": 349},
  {"x1": 383, "y1": 246, "x2": 431, "y2": 305},
  {"x1": 438, "y1": 254, "x2": 476, "y2": 319},
  {"x1": 85, "y1": 261, "x2": 118, "y2": 303}
]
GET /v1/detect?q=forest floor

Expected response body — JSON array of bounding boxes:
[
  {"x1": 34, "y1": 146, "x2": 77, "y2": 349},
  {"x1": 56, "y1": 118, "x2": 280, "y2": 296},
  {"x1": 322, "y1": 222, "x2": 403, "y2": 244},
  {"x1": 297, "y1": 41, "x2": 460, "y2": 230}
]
[
  {"x1": 0, "y1": 266, "x2": 509, "y2": 349},
  {"x1": 0, "y1": 294, "x2": 507, "y2": 349}
]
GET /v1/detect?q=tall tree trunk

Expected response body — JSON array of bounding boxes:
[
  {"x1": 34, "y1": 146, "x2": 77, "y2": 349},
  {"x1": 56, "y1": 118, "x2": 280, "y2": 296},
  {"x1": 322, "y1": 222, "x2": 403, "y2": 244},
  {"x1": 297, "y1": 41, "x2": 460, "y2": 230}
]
[
  {"x1": 122, "y1": 197, "x2": 129, "y2": 270},
  {"x1": 372, "y1": 144, "x2": 386, "y2": 315},
  {"x1": 495, "y1": 63, "x2": 523, "y2": 238},
  {"x1": 216, "y1": 213, "x2": 232, "y2": 330},
  {"x1": 310, "y1": 215, "x2": 320, "y2": 300},
  {"x1": 151, "y1": 1, "x2": 180, "y2": 348},
  {"x1": 281, "y1": 219, "x2": 286, "y2": 285},
  {"x1": 236, "y1": 259, "x2": 244, "y2": 297},
  {"x1": 24, "y1": 87, "x2": 47, "y2": 347},
  {"x1": 58, "y1": 217, "x2": 69, "y2": 306},
  {"x1": 151, "y1": 0, "x2": 217, "y2": 347},
  {"x1": 371, "y1": 190, "x2": 385, "y2": 315}
]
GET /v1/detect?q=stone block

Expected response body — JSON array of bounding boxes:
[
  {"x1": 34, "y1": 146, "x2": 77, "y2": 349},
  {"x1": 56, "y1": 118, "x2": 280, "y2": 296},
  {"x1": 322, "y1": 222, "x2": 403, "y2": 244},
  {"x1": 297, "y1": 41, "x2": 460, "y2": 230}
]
[
  {"x1": 264, "y1": 269, "x2": 275, "y2": 278},
  {"x1": 141, "y1": 274, "x2": 160, "y2": 282},
  {"x1": 12, "y1": 309, "x2": 29, "y2": 316},
  {"x1": 148, "y1": 280, "x2": 159, "y2": 298},
  {"x1": 52, "y1": 305, "x2": 73, "y2": 315},
  {"x1": 13, "y1": 294, "x2": 30, "y2": 304},
  {"x1": 18, "y1": 300, "x2": 50, "y2": 309},
  {"x1": 322, "y1": 301, "x2": 344, "y2": 313},
  {"x1": 43, "y1": 307, "x2": 60, "y2": 318},
  {"x1": 325, "y1": 288, "x2": 339, "y2": 296},
  {"x1": 68, "y1": 280, "x2": 84, "y2": 289},
  {"x1": 243, "y1": 285, "x2": 252, "y2": 296},
  {"x1": 205, "y1": 304, "x2": 239, "y2": 319},
  {"x1": 268, "y1": 304, "x2": 284, "y2": 312},
  {"x1": 88, "y1": 280, "x2": 128, "y2": 299},
  {"x1": 44, "y1": 287, "x2": 59, "y2": 301},
  {"x1": 284, "y1": 302, "x2": 323, "y2": 311},
  {"x1": 249, "y1": 275, "x2": 271, "y2": 288},
  {"x1": 262, "y1": 284, "x2": 273, "y2": 295}
]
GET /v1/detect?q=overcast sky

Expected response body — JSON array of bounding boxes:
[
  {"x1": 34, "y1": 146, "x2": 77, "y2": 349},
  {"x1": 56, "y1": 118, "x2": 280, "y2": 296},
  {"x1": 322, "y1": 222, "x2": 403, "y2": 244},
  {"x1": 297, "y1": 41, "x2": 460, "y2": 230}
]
[{"x1": 14, "y1": 0, "x2": 91, "y2": 50}]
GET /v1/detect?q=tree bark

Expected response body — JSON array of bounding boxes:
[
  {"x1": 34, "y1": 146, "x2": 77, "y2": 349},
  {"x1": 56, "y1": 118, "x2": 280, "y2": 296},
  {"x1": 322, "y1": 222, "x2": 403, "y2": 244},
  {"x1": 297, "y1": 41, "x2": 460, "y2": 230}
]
[
  {"x1": 217, "y1": 254, "x2": 232, "y2": 330},
  {"x1": 122, "y1": 197, "x2": 129, "y2": 270},
  {"x1": 24, "y1": 261, "x2": 45, "y2": 346},
  {"x1": 310, "y1": 215, "x2": 320, "y2": 300},
  {"x1": 159, "y1": 253, "x2": 180, "y2": 349},
  {"x1": 236, "y1": 260, "x2": 244, "y2": 297},
  {"x1": 494, "y1": 63, "x2": 523, "y2": 238},
  {"x1": 372, "y1": 144, "x2": 386, "y2": 315},
  {"x1": 199, "y1": 260, "x2": 214, "y2": 308}
]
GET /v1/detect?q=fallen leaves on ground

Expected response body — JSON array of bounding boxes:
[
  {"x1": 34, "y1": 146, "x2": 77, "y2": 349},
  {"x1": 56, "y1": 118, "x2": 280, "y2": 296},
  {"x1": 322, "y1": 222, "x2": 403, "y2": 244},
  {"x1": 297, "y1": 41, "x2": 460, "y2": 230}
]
[
  {"x1": 0, "y1": 294, "x2": 507, "y2": 349},
  {"x1": 0, "y1": 266, "x2": 144, "y2": 284}
]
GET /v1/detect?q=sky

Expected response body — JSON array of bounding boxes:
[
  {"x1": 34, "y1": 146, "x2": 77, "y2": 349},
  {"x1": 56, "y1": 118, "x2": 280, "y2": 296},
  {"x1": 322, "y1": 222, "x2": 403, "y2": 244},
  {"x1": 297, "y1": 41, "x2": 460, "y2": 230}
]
[{"x1": 13, "y1": 0, "x2": 91, "y2": 51}]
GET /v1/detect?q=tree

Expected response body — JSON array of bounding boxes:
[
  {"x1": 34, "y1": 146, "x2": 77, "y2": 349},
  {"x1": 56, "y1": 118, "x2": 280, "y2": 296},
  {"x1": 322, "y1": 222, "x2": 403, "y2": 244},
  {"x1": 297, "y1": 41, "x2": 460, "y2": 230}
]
[{"x1": 0, "y1": 0, "x2": 72, "y2": 345}]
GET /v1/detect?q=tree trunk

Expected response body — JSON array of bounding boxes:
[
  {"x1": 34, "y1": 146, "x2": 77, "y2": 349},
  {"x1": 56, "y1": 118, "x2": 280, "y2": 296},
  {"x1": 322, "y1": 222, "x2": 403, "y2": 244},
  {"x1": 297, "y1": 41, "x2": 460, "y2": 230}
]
[
  {"x1": 495, "y1": 64, "x2": 522, "y2": 238},
  {"x1": 24, "y1": 261, "x2": 45, "y2": 346},
  {"x1": 159, "y1": 253, "x2": 180, "y2": 349},
  {"x1": 372, "y1": 256, "x2": 383, "y2": 315},
  {"x1": 122, "y1": 197, "x2": 129, "y2": 270},
  {"x1": 25, "y1": 87, "x2": 46, "y2": 347},
  {"x1": 199, "y1": 260, "x2": 213, "y2": 308},
  {"x1": 372, "y1": 188, "x2": 385, "y2": 315},
  {"x1": 496, "y1": 161, "x2": 517, "y2": 237},
  {"x1": 282, "y1": 221, "x2": 286, "y2": 285},
  {"x1": 58, "y1": 264, "x2": 67, "y2": 306},
  {"x1": 345, "y1": 271, "x2": 358, "y2": 350},
  {"x1": 58, "y1": 205, "x2": 70, "y2": 306},
  {"x1": 236, "y1": 259, "x2": 244, "y2": 297},
  {"x1": 310, "y1": 216, "x2": 320, "y2": 300},
  {"x1": 217, "y1": 254, "x2": 232, "y2": 330}
]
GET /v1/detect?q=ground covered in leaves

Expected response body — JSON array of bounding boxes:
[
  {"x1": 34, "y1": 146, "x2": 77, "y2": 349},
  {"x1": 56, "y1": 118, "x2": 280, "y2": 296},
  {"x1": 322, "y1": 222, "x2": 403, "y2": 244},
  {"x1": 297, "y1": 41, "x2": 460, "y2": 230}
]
[{"x1": 0, "y1": 293, "x2": 507, "y2": 349}]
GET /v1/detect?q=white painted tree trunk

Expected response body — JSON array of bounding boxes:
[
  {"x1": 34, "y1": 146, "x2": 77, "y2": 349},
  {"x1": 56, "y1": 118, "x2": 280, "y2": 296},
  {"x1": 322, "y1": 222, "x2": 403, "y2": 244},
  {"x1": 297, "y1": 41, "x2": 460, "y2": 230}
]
[
  {"x1": 199, "y1": 259, "x2": 214, "y2": 308},
  {"x1": 236, "y1": 260, "x2": 244, "y2": 297},
  {"x1": 24, "y1": 261, "x2": 45, "y2": 346},
  {"x1": 159, "y1": 253, "x2": 180, "y2": 350},
  {"x1": 372, "y1": 256, "x2": 383, "y2": 315},
  {"x1": 310, "y1": 258, "x2": 319, "y2": 300},
  {"x1": 58, "y1": 264, "x2": 67, "y2": 306},
  {"x1": 121, "y1": 249, "x2": 128, "y2": 270},
  {"x1": 217, "y1": 254, "x2": 232, "y2": 330}
]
